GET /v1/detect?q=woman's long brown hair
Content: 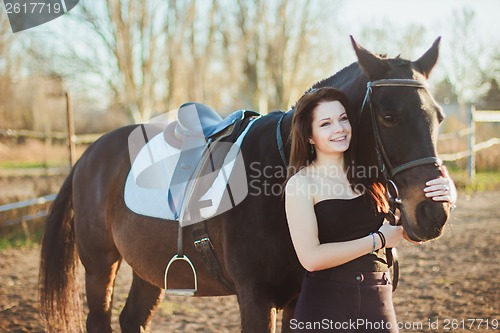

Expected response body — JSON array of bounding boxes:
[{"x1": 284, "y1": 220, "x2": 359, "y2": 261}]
[{"x1": 285, "y1": 87, "x2": 389, "y2": 213}]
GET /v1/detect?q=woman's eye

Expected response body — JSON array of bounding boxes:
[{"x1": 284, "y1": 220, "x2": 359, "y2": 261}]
[
  {"x1": 320, "y1": 122, "x2": 330, "y2": 127},
  {"x1": 340, "y1": 116, "x2": 348, "y2": 122}
]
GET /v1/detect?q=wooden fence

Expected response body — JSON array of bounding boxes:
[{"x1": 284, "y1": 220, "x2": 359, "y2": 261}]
[
  {"x1": 0, "y1": 107, "x2": 499, "y2": 228},
  {"x1": 437, "y1": 107, "x2": 500, "y2": 180},
  {"x1": 0, "y1": 194, "x2": 56, "y2": 228},
  {"x1": 0, "y1": 128, "x2": 102, "y2": 144}
]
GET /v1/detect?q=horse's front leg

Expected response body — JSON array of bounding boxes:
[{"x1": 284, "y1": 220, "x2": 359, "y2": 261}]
[{"x1": 237, "y1": 287, "x2": 277, "y2": 333}]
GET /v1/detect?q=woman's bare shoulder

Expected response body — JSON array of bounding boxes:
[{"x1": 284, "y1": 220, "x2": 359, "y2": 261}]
[
  {"x1": 286, "y1": 167, "x2": 313, "y2": 187},
  {"x1": 285, "y1": 167, "x2": 314, "y2": 200}
]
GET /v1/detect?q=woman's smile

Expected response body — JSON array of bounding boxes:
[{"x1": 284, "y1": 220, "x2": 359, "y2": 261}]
[{"x1": 331, "y1": 135, "x2": 347, "y2": 142}]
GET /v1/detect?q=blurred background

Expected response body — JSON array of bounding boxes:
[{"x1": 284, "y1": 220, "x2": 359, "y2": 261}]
[
  {"x1": 0, "y1": 3, "x2": 498, "y2": 332},
  {"x1": 0, "y1": 0, "x2": 499, "y2": 240}
]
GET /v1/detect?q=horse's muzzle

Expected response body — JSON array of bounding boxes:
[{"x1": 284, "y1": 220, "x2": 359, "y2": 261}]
[{"x1": 409, "y1": 200, "x2": 450, "y2": 241}]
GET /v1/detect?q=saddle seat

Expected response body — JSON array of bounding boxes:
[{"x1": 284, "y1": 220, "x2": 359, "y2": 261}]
[{"x1": 164, "y1": 102, "x2": 252, "y2": 148}]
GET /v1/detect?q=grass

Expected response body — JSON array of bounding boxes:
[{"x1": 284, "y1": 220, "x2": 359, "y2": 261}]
[
  {"x1": 0, "y1": 220, "x2": 44, "y2": 251},
  {"x1": 447, "y1": 168, "x2": 500, "y2": 193},
  {"x1": 0, "y1": 139, "x2": 87, "y2": 170},
  {"x1": 0, "y1": 161, "x2": 66, "y2": 169}
]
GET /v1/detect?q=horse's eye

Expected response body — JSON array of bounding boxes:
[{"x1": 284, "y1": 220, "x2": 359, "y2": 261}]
[{"x1": 383, "y1": 115, "x2": 395, "y2": 123}]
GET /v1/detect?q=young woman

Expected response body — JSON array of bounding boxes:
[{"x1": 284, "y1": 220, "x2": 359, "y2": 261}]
[{"x1": 284, "y1": 87, "x2": 456, "y2": 332}]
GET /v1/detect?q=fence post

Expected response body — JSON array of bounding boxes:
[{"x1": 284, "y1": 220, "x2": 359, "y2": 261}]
[
  {"x1": 66, "y1": 92, "x2": 76, "y2": 167},
  {"x1": 467, "y1": 105, "x2": 476, "y2": 182}
]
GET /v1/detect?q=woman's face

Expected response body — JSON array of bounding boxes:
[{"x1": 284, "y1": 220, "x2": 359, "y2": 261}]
[{"x1": 309, "y1": 100, "x2": 352, "y2": 155}]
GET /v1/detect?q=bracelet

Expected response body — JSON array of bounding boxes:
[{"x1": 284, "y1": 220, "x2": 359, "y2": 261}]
[
  {"x1": 376, "y1": 231, "x2": 386, "y2": 249},
  {"x1": 369, "y1": 232, "x2": 376, "y2": 254}
]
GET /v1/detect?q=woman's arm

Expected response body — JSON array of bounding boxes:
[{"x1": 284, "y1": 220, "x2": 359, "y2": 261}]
[{"x1": 284, "y1": 175, "x2": 402, "y2": 272}]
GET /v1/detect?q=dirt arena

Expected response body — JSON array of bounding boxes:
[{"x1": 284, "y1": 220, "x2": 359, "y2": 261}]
[{"x1": 0, "y1": 186, "x2": 498, "y2": 332}]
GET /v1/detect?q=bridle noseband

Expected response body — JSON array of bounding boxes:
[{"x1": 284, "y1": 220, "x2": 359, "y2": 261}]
[{"x1": 359, "y1": 79, "x2": 442, "y2": 225}]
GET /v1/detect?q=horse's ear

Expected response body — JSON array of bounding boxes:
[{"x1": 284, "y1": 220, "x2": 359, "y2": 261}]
[
  {"x1": 413, "y1": 37, "x2": 441, "y2": 79},
  {"x1": 350, "y1": 35, "x2": 388, "y2": 80}
]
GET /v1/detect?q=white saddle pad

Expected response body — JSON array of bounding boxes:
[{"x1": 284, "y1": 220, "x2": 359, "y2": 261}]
[{"x1": 124, "y1": 118, "x2": 259, "y2": 223}]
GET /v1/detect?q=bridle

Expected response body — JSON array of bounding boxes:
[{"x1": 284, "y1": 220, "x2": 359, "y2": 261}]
[
  {"x1": 359, "y1": 78, "x2": 443, "y2": 291},
  {"x1": 359, "y1": 79, "x2": 442, "y2": 225}
]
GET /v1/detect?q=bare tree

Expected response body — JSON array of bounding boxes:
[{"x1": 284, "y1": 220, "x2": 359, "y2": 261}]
[
  {"x1": 359, "y1": 22, "x2": 427, "y2": 59},
  {"x1": 19, "y1": 0, "x2": 343, "y2": 124},
  {"x1": 0, "y1": 16, "x2": 15, "y2": 127},
  {"x1": 73, "y1": 0, "x2": 166, "y2": 123},
  {"x1": 444, "y1": 8, "x2": 485, "y2": 109},
  {"x1": 477, "y1": 41, "x2": 500, "y2": 108},
  {"x1": 0, "y1": 15, "x2": 32, "y2": 129},
  {"x1": 164, "y1": 0, "x2": 224, "y2": 111},
  {"x1": 223, "y1": 0, "x2": 341, "y2": 113}
]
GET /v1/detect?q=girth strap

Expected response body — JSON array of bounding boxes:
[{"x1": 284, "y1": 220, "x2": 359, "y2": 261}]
[{"x1": 191, "y1": 221, "x2": 235, "y2": 293}]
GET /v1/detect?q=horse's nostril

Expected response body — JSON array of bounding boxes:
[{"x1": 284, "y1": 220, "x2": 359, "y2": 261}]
[
  {"x1": 416, "y1": 201, "x2": 447, "y2": 238},
  {"x1": 417, "y1": 201, "x2": 432, "y2": 221}
]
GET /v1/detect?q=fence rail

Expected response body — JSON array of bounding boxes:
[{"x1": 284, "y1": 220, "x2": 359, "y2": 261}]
[
  {"x1": 0, "y1": 167, "x2": 70, "y2": 178},
  {"x1": 0, "y1": 129, "x2": 103, "y2": 144},
  {"x1": 438, "y1": 128, "x2": 473, "y2": 140},
  {"x1": 0, "y1": 194, "x2": 56, "y2": 228},
  {"x1": 439, "y1": 138, "x2": 500, "y2": 161}
]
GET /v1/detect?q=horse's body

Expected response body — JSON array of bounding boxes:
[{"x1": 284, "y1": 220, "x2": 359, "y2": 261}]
[{"x1": 40, "y1": 38, "x2": 452, "y2": 332}]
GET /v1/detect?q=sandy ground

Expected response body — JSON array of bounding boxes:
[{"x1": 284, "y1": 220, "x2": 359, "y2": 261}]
[{"x1": 0, "y1": 188, "x2": 498, "y2": 332}]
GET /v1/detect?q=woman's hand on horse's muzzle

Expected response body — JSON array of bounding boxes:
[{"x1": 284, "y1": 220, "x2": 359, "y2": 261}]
[{"x1": 423, "y1": 166, "x2": 457, "y2": 205}]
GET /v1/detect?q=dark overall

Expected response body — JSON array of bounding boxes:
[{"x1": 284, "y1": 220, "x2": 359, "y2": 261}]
[{"x1": 291, "y1": 194, "x2": 399, "y2": 333}]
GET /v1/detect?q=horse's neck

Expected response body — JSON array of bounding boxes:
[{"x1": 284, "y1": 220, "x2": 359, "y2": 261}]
[
  {"x1": 283, "y1": 61, "x2": 367, "y2": 121},
  {"x1": 326, "y1": 63, "x2": 368, "y2": 110},
  {"x1": 279, "y1": 62, "x2": 372, "y2": 163},
  {"x1": 310, "y1": 63, "x2": 379, "y2": 172}
]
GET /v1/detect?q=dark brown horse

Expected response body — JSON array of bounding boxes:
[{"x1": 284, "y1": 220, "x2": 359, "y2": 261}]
[{"x1": 40, "y1": 37, "x2": 452, "y2": 332}]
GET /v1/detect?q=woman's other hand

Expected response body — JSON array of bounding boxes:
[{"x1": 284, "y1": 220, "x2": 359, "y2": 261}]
[
  {"x1": 424, "y1": 165, "x2": 457, "y2": 204},
  {"x1": 378, "y1": 221, "x2": 403, "y2": 248}
]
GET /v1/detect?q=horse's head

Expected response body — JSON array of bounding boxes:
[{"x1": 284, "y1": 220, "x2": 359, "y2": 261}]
[{"x1": 351, "y1": 37, "x2": 452, "y2": 242}]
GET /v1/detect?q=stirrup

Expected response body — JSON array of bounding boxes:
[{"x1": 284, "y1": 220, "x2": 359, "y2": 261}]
[{"x1": 164, "y1": 254, "x2": 198, "y2": 296}]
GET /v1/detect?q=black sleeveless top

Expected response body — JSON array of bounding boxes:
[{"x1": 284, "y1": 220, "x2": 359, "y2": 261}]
[{"x1": 314, "y1": 193, "x2": 389, "y2": 272}]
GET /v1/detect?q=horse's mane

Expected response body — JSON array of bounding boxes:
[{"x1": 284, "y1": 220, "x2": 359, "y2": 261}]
[
  {"x1": 305, "y1": 54, "x2": 411, "y2": 97},
  {"x1": 291, "y1": 54, "x2": 414, "y2": 111},
  {"x1": 307, "y1": 54, "x2": 412, "y2": 92},
  {"x1": 307, "y1": 62, "x2": 360, "y2": 92}
]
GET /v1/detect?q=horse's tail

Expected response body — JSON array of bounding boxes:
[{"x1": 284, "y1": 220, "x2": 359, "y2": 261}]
[{"x1": 39, "y1": 166, "x2": 84, "y2": 332}]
